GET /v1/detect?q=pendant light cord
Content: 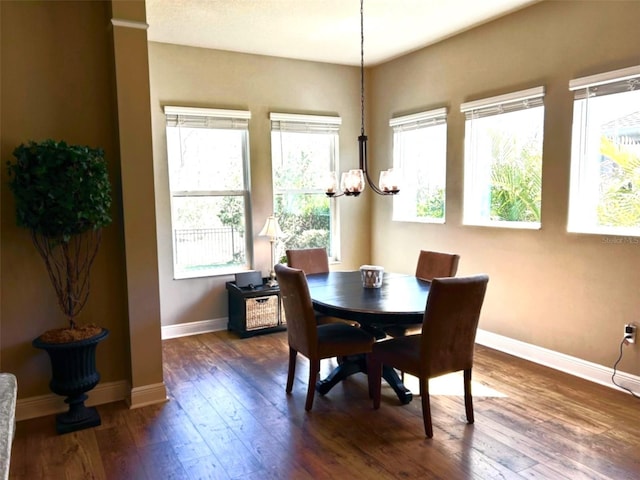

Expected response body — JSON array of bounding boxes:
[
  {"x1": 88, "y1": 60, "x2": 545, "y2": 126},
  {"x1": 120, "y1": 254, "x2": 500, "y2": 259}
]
[{"x1": 360, "y1": 0, "x2": 365, "y2": 137}]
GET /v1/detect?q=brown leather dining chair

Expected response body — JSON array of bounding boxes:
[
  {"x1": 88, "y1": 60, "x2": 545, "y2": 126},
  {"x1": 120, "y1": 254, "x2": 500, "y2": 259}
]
[
  {"x1": 383, "y1": 250, "x2": 461, "y2": 338},
  {"x1": 275, "y1": 263, "x2": 375, "y2": 411},
  {"x1": 368, "y1": 274, "x2": 489, "y2": 438},
  {"x1": 286, "y1": 247, "x2": 359, "y2": 327}
]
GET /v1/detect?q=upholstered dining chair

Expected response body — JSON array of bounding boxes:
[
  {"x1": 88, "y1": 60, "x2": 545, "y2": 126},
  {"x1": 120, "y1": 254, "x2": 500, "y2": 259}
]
[
  {"x1": 286, "y1": 247, "x2": 359, "y2": 328},
  {"x1": 383, "y1": 250, "x2": 461, "y2": 338},
  {"x1": 286, "y1": 247, "x2": 330, "y2": 275},
  {"x1": 415, "y1": 250, "x2": 460, "y2": 282},
  {"x1": 369, "y1": 274, "x2": 489, "y2": 438},
  {"x1": 275, "y1": 263, "x2": 375, "y2": 411}
]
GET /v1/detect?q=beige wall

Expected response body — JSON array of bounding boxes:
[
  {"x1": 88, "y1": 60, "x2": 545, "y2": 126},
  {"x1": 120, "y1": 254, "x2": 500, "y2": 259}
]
[
  {"x1": 370, "y1": 0, "x2": 640, "y2": 375},
  {"x1": 148, "y1": 43, "x2": 372, "y2": 327},
  {"x1": 0, "y1": 1, "x2": 131, "y2": 397},
  {"x1": 2, "y1": 0, "x2": 638, "y2": 408}
]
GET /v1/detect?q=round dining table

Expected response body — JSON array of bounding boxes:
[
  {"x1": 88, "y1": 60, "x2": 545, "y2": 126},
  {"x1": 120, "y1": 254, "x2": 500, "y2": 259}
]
[{"x1": 306, "y1": 270, "x2": 432, "y2": 404}]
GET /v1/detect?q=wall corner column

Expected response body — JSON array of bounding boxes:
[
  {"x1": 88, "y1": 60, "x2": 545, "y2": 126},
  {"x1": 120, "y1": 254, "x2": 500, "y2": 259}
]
[{"x1": 109, "y1": 0, "x2": 166, "y2": 407}]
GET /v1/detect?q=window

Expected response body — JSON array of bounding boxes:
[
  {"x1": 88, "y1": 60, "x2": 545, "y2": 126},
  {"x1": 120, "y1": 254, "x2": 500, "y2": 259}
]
[
  {"x1": 568, "y1": 65, "x2": 640, "y2": 236},
  {"x1": 461, "y1": 87, "x2": 545, "y2": 228},
  {"x1": 165, "y1": 106, "x2": 252, "y2": 279},
  {"x1": 390, "y1": 108, "x2": 448, "y2": 223},
  {"x1": 270, "y1": 113, "x2": 340, "y2": 261}
]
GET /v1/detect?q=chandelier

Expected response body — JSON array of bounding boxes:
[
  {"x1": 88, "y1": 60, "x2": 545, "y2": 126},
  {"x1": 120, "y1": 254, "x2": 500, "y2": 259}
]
[{"x1": 325, "y1": 0, "x2": 400, "y2": 198}]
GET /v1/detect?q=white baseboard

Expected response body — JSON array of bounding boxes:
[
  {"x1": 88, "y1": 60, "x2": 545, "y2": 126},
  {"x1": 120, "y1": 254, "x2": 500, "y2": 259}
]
[
  {"x1": 128, "y1": 382, "x2": 168, "y2": 409},
  {"x1": 16, "y1": 380, "x2": 129, "y2": 422},
  {"x1": 161, "y1": 317, "x2": 227, "y2": 339},
  {"x1": 476, "y1": 329, "x2": 640, "y2": 396}
]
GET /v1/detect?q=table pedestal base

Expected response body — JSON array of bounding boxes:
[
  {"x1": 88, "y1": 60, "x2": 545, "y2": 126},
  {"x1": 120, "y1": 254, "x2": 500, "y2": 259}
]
[{"x1": 315, "y1": 355, "x2": 413, "y2": 404}]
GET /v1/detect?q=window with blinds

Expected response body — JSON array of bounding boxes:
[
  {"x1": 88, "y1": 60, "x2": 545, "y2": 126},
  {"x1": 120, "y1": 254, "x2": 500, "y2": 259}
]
[
  {"x1": 164, "y1": 106, "x2": 252, "y2": 279},
  {"x1": 461, "y1": 86, "x2": 545, "y2": 229},
  {"x1": 568, "y1": 65, "x2": 640, "y2": 236},
  {"x1": 270, "y1": 112, "x2": 340, "y2": 261},
  {"x1": 389, "y1": 108, "x2": 448, "y2": 223}
]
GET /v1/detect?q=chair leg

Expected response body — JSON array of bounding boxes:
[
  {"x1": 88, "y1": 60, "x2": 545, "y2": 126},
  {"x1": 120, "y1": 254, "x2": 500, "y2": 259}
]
[
  {"x1": 305, "y1": 359, "x2": 320, "y2": 411},
  {"x1": 369, "y1": 355, "x2": 383, "y2": 409},
  {"x1": 419, "y1": 378, "x2": 433, "y2": 438},
  {"x1": 464, "y1": 368, "x2": 474, "y2": 424},
  {"x1": 286, "y1": 347, "x2": 297, "y2": 393}
]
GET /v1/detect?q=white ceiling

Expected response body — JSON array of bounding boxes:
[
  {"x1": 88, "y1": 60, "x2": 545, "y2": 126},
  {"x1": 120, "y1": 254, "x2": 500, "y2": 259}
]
[{"x1": 146, "y1": 0, "x2": 540, "y2": 66}]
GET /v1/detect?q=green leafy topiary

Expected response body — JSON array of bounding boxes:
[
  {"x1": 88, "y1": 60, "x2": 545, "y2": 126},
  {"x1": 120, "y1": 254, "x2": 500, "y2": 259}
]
[
  {"x1": 7, "y1": 140, "x2": 113, "y2": 331},
  {"x1": 8, "y1": 139, "x2": 112, "y2": 240}
]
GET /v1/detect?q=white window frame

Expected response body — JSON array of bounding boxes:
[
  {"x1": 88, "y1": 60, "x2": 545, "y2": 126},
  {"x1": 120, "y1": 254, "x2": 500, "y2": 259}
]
[
  {"x1": 461, "y1": 86, "x2": 545, "y2": 229},
  {"x1": 164, "y1": 106, "x2": 252, "y2": 279},
  {"x1": 390, "y1": 108, "x2": 448, "y2": 224},
  {"x1": 270, "y1": 112, "x2": 340, "y2": 261},
  {"x1": 568, "y1": 65, "x2": 640, "y2": 236}
]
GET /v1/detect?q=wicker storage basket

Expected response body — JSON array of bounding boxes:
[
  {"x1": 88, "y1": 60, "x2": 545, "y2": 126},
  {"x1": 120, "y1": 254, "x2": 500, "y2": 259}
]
[{"x1": 246, "y1": 295, "x2": 279, "y2": 330}]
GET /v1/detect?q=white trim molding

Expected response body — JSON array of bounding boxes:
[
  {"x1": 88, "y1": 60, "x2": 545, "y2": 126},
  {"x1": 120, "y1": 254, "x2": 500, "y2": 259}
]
[
  {"x1": 111, "y1": 19, "x2": 149, "y2": 30},
  {"x1": 476, "y1": 329, "x2": 640, "y2": 396},
  {"x1": 128, "y1": 383, "x2": 168, "y2": 409},
  {"x1": 161, "y1": 317, "x2": 227, "y2": 340}
]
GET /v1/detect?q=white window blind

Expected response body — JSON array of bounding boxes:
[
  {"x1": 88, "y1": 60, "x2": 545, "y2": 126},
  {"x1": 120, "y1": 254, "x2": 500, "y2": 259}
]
[
  {"x1": 569, "y1": 64, "x2": 640, "y2": 99},
  {"x1": 270, "y1": 112, "x2": 341, "y2": 133},
  {"x1": 164, "y1": 106, "x2": 251, "y2": 129},
  {"x1": 389, "y1": 107, "x2": 447, "y2": 131},
  {"x1": 461, "y1": 86, "x2": 545, "y2": 119}
]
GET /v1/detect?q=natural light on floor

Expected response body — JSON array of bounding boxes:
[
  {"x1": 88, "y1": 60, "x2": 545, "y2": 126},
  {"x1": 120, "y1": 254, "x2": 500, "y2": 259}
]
[{"x1": 402, "y1": 371, "x2": 507, "y2": 398}]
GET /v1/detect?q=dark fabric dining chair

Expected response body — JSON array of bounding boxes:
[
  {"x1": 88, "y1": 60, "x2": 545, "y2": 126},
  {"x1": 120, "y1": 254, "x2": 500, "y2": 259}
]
[
  {"x1": 286, "y1": 247, "x2": 359, "y2": 328},
  {"x1": 275, "y1": 264, "x2": 375, "y2": 411},
  {"x1": 415, "y1": 250, "x2": 460, "y2": 282},
  {"x1": 383, "y1": 250, "x2": 461, "y2": 338},
  {"x1": 368, "y1": 274, "x2": 489, "y2": 438},
  {"x1": 286, "y1": 247, "x2": 330, "y2": 275}
]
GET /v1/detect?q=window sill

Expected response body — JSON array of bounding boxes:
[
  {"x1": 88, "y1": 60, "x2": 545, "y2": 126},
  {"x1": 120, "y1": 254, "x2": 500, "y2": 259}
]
[
  {"x1": 174, "y1": 266, "x2": 255, "y2": 280},
  {"x1": 463, "y1": 220, "x2": 541, "y2": 230}
]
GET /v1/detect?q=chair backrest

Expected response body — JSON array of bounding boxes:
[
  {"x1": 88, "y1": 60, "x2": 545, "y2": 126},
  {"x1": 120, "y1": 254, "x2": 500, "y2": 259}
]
[
  {"x1": 286, "y1": 248, "x2": 330, "y2": 275},
  {"x1": 415, "y1": 250, "x2": 460, "y2": 281},
  {"x1": 420, "y1": 274, "x2": 489, "y2": 377},
  {"x1": 275, "y1": 263, "x2": 319, "y2": 356}
]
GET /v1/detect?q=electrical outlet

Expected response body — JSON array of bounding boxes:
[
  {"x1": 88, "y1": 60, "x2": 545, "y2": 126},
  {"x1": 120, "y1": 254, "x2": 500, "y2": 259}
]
[{"x1": 624, "y1": 323, "x2": 637, "y2": 344}]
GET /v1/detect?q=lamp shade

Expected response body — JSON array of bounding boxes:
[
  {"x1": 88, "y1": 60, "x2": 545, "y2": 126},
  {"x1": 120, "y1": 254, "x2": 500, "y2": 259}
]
[{"x1": 259, "y1": 215, "x2": 284, "y2": 239}]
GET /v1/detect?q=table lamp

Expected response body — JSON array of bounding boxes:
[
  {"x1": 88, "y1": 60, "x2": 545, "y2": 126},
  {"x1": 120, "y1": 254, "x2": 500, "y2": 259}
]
[{"x1": 259, "y1": 215, "x2": 284, "y2": 286}]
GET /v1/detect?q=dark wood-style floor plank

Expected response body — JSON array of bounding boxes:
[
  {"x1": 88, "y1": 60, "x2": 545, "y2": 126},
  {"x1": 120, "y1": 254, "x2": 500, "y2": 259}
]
[{"x1": 10, "y1": 330, "x2": 640, "y2": 479}]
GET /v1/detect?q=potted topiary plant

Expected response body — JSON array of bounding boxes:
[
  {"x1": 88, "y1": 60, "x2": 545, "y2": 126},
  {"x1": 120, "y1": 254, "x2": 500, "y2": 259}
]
[{"x1": 7, "y1": 139, "x2": 112, "y2": 434}]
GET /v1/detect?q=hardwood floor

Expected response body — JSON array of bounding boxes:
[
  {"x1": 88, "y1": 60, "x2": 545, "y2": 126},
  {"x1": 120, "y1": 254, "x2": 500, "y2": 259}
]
[{"x1": 9, "y1": 330, "x2": 640, "y2": 479}]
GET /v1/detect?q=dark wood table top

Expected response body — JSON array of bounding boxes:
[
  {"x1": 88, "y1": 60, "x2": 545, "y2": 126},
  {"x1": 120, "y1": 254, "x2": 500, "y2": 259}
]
[{"x1": 306, "y1": 271, "x2": 431, "y2": 325}]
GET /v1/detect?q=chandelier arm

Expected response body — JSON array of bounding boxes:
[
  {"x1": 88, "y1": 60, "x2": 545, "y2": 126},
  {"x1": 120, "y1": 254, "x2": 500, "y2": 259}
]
[{"x1": 359, "y1": 134, "x2": 393, "y2": 195}]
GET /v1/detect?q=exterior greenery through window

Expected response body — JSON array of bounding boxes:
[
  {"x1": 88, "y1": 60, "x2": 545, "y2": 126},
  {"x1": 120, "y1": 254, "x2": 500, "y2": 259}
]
[
  {"x1": 390, "y1": 108, "x2": 448, "y2": 223},
  {"x1": 165, "y1": 106, "x2": 251, "y2": 279},
  {"x1": 270, "y1": 113, "x2": 340, "y2": 262},
  {"x1": 461, "y1": 87, "x2": 545, "y2": 228},
  {"x1": 568, "y1": 65, "x2": 640, "y2": 236}
]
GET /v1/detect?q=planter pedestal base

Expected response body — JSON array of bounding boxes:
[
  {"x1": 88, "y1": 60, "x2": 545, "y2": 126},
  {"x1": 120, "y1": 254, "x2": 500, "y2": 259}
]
[{"x1": 56, "y1": 393, "x2": 101, "y2": 434}]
